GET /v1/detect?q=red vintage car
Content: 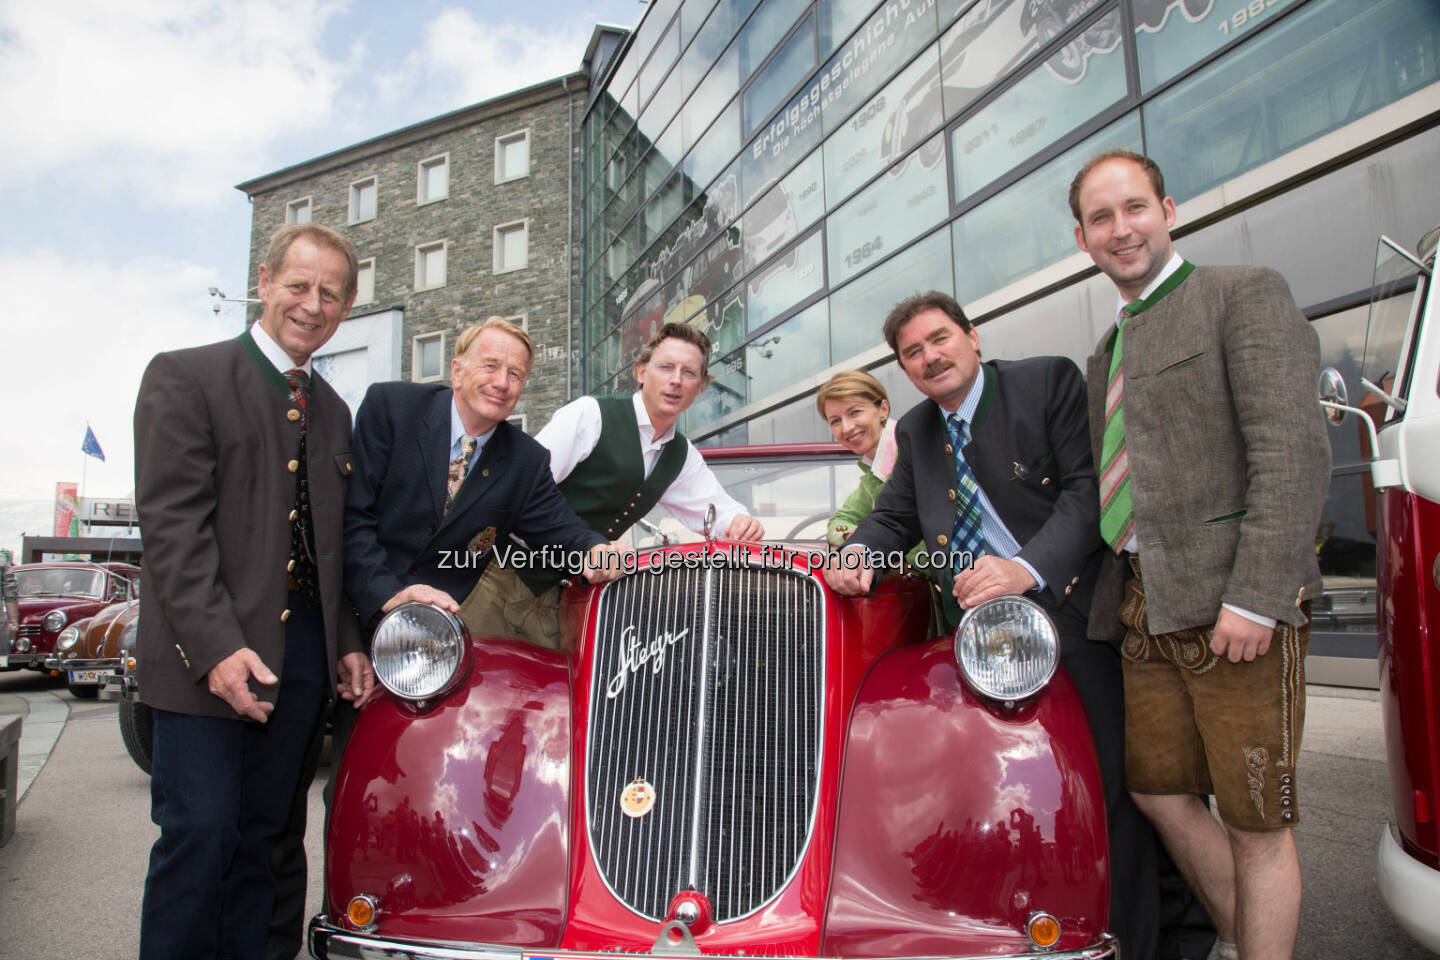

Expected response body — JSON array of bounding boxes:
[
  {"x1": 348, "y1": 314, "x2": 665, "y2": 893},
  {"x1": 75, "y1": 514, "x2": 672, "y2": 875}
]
[
  {"x1": 1335, "y1": 224, "x2": 1440, "y2": 951},
  {"x1": 4, "y1": 561, "x2": 139, "y2": 673},
  {"x1": 310, "y1": 445, "x2": 1115, "y2": 960}
]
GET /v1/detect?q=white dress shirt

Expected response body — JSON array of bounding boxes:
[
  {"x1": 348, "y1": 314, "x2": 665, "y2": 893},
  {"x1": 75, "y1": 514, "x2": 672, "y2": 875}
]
[
  {"x1": 535, "y1": 393, "x2": 746, "y2": 533},
  {"x1": 249, "y1": 322, "x2": 311, "y2": 378}
]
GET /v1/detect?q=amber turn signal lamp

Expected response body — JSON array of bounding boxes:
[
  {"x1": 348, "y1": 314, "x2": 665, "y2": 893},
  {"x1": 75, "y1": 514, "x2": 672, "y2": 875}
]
[
  {"x1": 1027, "y1": 912, "x2": 1060, "y2": 949},
  {"x1": 347, "y1": 894, "x2": 379, "y2": 929}
]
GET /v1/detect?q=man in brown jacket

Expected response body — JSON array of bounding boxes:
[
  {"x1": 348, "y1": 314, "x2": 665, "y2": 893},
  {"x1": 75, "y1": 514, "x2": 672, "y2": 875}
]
[
  {"x1": 1072, "y1": 150, "x2": 1330, "y2": 960},
  {"x1": 133, "y1": 223, "x2": 375, "y2": 960}
]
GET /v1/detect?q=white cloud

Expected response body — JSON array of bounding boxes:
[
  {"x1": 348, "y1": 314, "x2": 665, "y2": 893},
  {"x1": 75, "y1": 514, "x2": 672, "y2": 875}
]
[
  {"x1": 0, "y1": 0, "x2": 351, "y2": 207},
  {"x1": 373, "y1": 8, "x2": 598, "y2": 115},
  {"x1": 0, "y1": 249, "x2": 239, "y2": 556}
]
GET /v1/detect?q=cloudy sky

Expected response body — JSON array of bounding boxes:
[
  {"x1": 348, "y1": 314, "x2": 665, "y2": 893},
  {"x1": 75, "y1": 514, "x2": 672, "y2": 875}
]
[{"x1": 0, "y1": 0, "x2": 648, "y2": 558}]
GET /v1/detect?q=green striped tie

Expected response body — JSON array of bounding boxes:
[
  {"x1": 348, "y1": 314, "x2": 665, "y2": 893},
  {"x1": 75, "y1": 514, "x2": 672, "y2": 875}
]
[{"x1": 1098, "y1": 301, "x2": 1143, "y2": 551}]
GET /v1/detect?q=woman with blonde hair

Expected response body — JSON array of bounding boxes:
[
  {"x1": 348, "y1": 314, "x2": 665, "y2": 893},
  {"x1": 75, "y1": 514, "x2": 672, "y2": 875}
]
[{"x1": 816, "y1": 370, "x2": 898, "y2": 548}]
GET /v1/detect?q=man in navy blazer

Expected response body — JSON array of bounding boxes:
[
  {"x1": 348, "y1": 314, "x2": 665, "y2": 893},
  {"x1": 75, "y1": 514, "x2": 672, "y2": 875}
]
[
  {"x1": 824, "y1": 291, "x2": 1188, "y2": 960},
  {"x1": 344, "y1": 317, "x2": 623, "y2": 636}
]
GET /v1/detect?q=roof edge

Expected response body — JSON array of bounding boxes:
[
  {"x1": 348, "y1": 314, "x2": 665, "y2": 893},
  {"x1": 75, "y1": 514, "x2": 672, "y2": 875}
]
[{"x1": 236, "y1": 70, "x2": 590, "y2": 196}]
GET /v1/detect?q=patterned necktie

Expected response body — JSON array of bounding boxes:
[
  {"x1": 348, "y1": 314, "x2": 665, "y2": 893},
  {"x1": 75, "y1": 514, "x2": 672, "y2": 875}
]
[
  {"x1": 945, "y1": 413, "x2": 988, "y2": 571},
  {"x1": 284, "y1": 369, "x2": 319, "y2": 602},
  {"x1": 1098, "y1": 302, "x2": 1143, "y2": 552},
  {"x1": 285, "y1": 368, "x2": 309, "y2": 419},
  {"x1": 444, "y1": 436, "x2": 477, "y2": 516}
]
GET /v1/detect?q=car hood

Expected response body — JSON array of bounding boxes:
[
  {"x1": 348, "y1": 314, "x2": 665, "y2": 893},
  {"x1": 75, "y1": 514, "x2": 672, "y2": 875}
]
[{"x1": 18, "y1": 596, "x2": 103, "y2": 621}]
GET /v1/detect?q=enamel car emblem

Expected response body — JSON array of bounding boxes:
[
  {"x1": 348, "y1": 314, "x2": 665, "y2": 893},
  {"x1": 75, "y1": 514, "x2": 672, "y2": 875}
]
[
  {"x1": 621, "y1": 777, "x2": 656, "y2": 818},
  {"x1": 468, "y1": 526, "x2": 497, "y2": 558}
]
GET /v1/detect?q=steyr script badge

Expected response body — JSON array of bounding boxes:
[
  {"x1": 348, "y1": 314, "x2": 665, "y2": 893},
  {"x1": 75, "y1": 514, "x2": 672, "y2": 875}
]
[{"x1": 621, "y1": 777, "x2": 656, "y2": 818}]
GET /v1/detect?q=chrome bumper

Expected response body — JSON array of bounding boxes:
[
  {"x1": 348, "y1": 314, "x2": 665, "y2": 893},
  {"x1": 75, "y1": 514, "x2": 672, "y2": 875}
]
[
  {"x1": 99, "y1": 671, "x2": 137, "y2": 702},
  {"x1": 1376, "y1": 822, "x2": 1440, "y2": 952},
  {"x1": 57, "y1": 656, "x2": 121, "y2": 672},
  {"x1": 308, "y1": 917, "x2": 1117, "y2": 960}
]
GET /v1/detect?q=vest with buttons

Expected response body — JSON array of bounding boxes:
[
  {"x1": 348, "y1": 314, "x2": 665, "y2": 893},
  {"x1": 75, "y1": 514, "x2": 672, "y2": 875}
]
[{"x1": 516, "y1": 395, "x2": 689, "y2": 594}]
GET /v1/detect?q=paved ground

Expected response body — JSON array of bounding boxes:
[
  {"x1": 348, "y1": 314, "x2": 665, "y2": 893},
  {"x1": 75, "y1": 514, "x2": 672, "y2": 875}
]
[{"x1": 0, "y1": 669, "x2": 1433, "y2": 959}]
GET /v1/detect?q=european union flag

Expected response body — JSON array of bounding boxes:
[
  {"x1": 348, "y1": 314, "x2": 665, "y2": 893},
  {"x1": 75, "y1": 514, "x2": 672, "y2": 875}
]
[{"x1": 81, "y1": 425, "x2": 105, "y2": 462}]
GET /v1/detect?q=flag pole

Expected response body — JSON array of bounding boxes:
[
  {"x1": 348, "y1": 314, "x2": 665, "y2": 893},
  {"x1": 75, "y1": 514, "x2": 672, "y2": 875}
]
[{"x1": 81, "y1": 423, "x2": 89, "y2": 536}]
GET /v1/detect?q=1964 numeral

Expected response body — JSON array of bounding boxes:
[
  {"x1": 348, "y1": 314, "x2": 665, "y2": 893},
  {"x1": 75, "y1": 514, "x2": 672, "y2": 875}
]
[
  {"x1": 1218, "y1": 0, "x2": 1282, "y2": 35},
  {"x1": 843, "y1": 235, "x2": 885, "y2": 269}
]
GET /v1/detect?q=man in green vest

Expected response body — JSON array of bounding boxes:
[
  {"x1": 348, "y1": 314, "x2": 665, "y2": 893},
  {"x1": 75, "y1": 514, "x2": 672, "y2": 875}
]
[{"x1": 460, "y1": 321, "x2": 764, "y2": 647}]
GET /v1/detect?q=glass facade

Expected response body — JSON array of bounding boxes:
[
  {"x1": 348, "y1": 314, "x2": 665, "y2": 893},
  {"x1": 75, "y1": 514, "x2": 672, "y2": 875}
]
[
  {"x1": 578, "y1": 0, "x2": 1440, "y2": 679},
  {"x1": 579, "y1": 0, "x2": 1438, "y2": 445}
]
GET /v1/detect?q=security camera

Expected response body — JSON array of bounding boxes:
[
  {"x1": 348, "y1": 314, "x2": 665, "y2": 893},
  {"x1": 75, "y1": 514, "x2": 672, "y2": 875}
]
[
  {"x1": 213, "y1": 303, "x2": 222, "y2": 315},
  {"x1": 208, "y1": 286, "x2": 220, "y2": 296}
]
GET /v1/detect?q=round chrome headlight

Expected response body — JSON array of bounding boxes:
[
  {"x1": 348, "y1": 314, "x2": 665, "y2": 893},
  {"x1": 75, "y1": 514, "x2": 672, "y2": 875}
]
[
  {"x1": 56, "y1": 626, "x2": 80, "y2": 654},
  {"x1": 371, "y1": 603, "x2": 470, "y2": 701},
  {"x1": 118, "y1": 617, "x2": 139, "y2": 654},
  {"x1": 43, "y1": 610, "x2": 67, "y2": 633},
  {"x1": 953, "y1": 596, "x2": 1059, "y2": 702}
]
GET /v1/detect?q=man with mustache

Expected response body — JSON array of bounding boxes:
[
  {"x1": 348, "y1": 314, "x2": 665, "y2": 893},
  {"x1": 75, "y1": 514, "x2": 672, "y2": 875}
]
[
  {"x1": 823, "y1": 290, "x2": 1173, "y2": 959},
  {"x1": 461, "y1": 321, "x2": 763, "y2": 648}
]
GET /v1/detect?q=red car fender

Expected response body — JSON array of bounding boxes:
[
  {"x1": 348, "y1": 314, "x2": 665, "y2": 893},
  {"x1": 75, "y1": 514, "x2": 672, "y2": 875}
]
[
  {"x1": 824, "y1": 638, "x2": 1109, "y2": 956},
  {"x1": 325, "y1": 637, "x2": 572, "y2": 945}
]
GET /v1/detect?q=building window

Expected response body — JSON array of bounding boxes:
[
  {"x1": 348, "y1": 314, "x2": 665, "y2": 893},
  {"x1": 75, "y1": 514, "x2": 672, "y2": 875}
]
[
  {"x1": 504, "y1": 313, "x2": 527, "y2": 331},
  {"x1": 494, "y1": 220, "x2": 528, "y2": 273},
  {"x1": 354, "y1": 258, "x2": 375, "y2": 305},
  {"x1": 412, "y1": 332, "x2": 445, "y2": 382},
  {"x1": 285, "y1": 197, "x2": 312, "y2": 223},
  {"x1": 507, "y1": 413, "x2": 527, "y2": 432},
  {"x1": 415, "y1": 240, "x2": 447, "y2": 290},
  {"x1": 495, "y1": 130, "x2": 530, "y2": 182},
  {"x1": 349, "y1": 176, "x2": 377, "y2": 223},
  {"x1": 417, "y1": 153, "x2": 449, "y2": 204}
]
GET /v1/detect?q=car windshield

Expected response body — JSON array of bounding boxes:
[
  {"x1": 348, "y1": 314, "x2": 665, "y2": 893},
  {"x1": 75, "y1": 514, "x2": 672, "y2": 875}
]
[
  {"x1": 1362, "y1": 234, "x2": 1432, "y2": 426},
  {"x1": 627, "y1": 452, "x2": 865, "y2": 548},
  {"x1": 15, "y1": 568, "x2": 106, "y2": 599}
]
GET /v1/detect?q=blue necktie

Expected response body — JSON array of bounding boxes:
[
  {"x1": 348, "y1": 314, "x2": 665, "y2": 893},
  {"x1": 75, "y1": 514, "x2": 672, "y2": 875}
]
[{"x1": 946, "y1": 413, "x2": 988, "y2": 572}]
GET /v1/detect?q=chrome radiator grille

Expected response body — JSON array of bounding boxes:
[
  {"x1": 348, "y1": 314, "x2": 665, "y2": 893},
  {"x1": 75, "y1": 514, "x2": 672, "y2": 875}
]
[{"x1": 585, "y1": 559, "x2": 824, "y2": 922}]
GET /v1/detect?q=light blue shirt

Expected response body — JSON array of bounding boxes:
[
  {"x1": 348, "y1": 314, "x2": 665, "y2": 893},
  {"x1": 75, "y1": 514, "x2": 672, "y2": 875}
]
[
  {"x1": 449, "y1": 401, "x2": 497, "y2": 462},
  {"x1": 942, "y1": 368, "x2": 1045, "y2": 592}
]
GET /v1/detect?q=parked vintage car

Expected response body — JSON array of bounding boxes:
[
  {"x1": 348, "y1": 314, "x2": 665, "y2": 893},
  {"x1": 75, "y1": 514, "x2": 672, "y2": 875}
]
[
  {"x1": 309, "y1": 443, "x2": 1116, "y2": 960},
  {"x1": 1327, "y1": 224, "x2": 1440, "y2": 951},
  {"x1": 4, "y1": 562, "x2": 139, "y2": 672},
  {"x1": 50, "y1": 596, "x2": 139, "y2": 699}
]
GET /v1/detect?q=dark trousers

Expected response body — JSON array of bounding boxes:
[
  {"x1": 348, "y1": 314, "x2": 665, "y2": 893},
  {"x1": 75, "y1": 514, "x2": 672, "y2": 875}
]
[
  {"x1": 265, "y1": 671, "x2": 362, "y2": 960},
  {"x1": 1051, "y1": 603, "x2": 1214, "y2": 960},
  {"x1": 265, "y1": 707, "x2": 327, "y2": 960},
  {"x1": 139, "y1": 600, "x2": 327, "y2": 960}
]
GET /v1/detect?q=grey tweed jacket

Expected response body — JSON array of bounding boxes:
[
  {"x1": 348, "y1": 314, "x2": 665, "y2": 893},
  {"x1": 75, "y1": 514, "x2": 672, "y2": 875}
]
[{"x1": 1085, "y1": 265, "x2": 1331, "y2": 642}]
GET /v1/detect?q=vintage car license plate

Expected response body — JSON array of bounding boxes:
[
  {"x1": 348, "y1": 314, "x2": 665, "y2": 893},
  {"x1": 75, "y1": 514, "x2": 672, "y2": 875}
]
[{"x1": 68, "y1": 669, "x2": 115, "y2": 684}]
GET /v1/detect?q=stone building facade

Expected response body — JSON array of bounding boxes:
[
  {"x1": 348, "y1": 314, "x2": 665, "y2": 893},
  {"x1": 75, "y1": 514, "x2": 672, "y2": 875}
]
[{"x1": 235, "y1": 31, "x2": 625, "y2": 429}]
